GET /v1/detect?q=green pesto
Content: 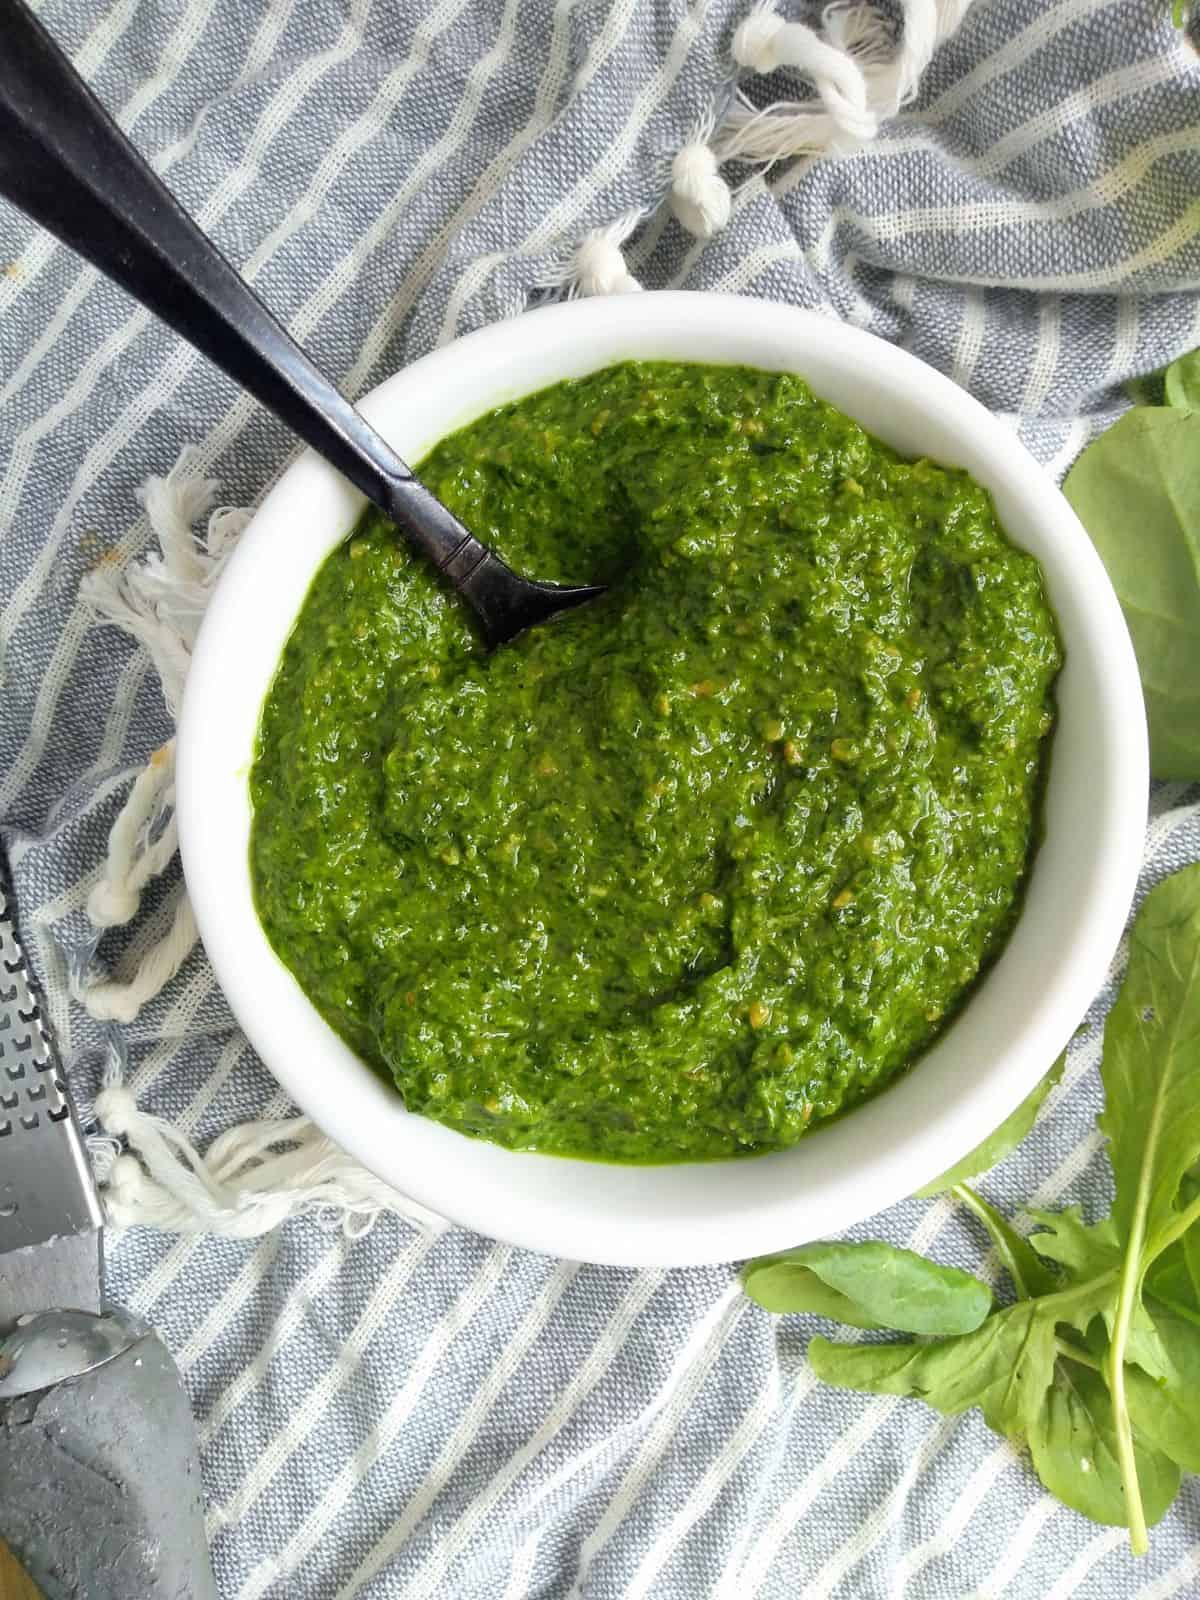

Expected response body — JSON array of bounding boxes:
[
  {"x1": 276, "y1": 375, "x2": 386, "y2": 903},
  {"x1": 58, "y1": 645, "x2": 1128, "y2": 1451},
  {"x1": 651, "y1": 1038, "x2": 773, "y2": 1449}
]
[{"x1": 249, "y1": 361, "x2": 1061, "y2": 1163}]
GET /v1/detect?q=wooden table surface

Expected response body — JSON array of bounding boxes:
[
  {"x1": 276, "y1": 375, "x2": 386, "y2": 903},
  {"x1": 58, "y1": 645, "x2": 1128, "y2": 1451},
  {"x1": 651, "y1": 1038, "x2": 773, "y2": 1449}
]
[{"x1": 0, "y1": 1542, "x2": 44, "y2": 1600}]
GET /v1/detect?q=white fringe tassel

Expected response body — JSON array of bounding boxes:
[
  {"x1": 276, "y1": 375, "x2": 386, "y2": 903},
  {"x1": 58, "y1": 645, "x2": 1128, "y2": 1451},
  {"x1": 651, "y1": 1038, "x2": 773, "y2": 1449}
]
[
  {"x1": 74, "y1": 885, "x2": 199, "y2": 1025},
  {"x1": 663, "y1": 0, "x2": 975, "y2": 237},
  {"x1": 556, "y1": 208, "x2": 647, "y2": 297},
  {"x1": 71, "y1": 445, "x2": 239, "y2": 1025},
  {"x1": 669, "y1": 111, "x2": 734, "y2": 240},
  {"x1": 81, "y1": 446, "x2": 248, "y2": 718},
  {"x1": 93, "y1": 1055, "x2": 447, "y2": 1240},
  {"x1": 87, "y1": 740, "x2": 178, "y2": 929},
  {"x1": 78, "y1": 450, "x2": 448, "y2": 1240}
]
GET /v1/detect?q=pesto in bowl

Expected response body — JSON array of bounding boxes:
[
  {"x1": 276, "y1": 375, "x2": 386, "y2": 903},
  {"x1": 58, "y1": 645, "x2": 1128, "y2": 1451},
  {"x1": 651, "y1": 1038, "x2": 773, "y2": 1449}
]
[{"x1": 249, "y1": 361, "x2": 1061, "y2": 1164}]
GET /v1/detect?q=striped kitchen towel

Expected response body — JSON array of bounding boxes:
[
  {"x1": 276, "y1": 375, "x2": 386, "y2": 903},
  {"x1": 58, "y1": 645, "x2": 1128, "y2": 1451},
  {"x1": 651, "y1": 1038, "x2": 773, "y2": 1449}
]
[{"x1": 1, "y1": 1, "x2": 1199, "y2": 1595}]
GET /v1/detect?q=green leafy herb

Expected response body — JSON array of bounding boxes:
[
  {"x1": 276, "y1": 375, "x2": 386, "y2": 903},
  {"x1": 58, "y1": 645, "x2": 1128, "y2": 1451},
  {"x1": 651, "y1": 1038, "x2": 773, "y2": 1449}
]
[
  {"x1": 809, "y1": 1275, "x2": 1111, "y2": 1436},
  {"x1": 744, "y1": 864, "x2": 1200, "y2": 1555},
  {"x1": 1031, "y1": 1207, "x2": 1171, "y2": 1385},
  {"x1": 1028, "y1": 1204, "x2": 1121, "y2": 1279},
  {"x1": 1145, "y1": 1237, "x2": 1200, "y2": 1328},
  {"x1": 917, "y1": 1055, "x2": 1064, "y2": 1197},
  {"x1": 1028, "y1": 1362, "x2": 1180, "y2": 1529},
  {"x1": 1064, "y1": 406, "x2": 1200, "y2": 780},
  {"x1": 1125, "y1": 343, "x2": 1200, "y2": 413},
  {"x1": 1124, "y1": 1304, "x2": 1200, "y2": 1474},
  {"x1": 1182, "y1": 1198, "x2": 1200, "y2": 1309},
  {"x1": 1094, "y1": 867, "x2": 1200, "y2": 1548},
  {"x1": 740, "y1": 1257, "x2": 883, "y2": 1328},
  {"x1": 742, "y1": 1240, "x2": 991, "y2": 1335},
  {"x1": 1164, "y1": 348, "x2": 1200, "y2": 413},
  {"x1": 1143, "y1": 1169, "x2": 1200, "y2": 1318},
  {"x1": 955, "y1": 1183, "x2": 1058, "y2": 1299},
  {"x1": 1124, "y1": 369, "x2": 1166, "y2": 407}
]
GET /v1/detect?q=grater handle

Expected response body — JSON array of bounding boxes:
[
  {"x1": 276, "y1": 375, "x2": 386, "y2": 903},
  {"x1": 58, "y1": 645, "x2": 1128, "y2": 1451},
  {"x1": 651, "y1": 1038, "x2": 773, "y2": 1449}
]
[{"x1": 0, "y1": 1327, "x2": 218, "y2": 1600}]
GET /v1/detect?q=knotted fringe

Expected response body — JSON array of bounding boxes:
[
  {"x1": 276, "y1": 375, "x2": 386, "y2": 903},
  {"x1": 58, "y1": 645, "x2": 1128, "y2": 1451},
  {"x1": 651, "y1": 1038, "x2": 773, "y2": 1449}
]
[
  {"x1": 548, "y1": 208, "x2": 648, "y2": 296},
  {"x1": 74, "y1": 882, "x2": 198, "y2": 1026},
  {"x1": 72, "y1": 448, "x2": 241, "y2": 1024},
  {"x1": 668, "y1": 110, "x2": 734, "y2": 240},
  {"x1": 559, "y1": 0, "x2": 975, "y2": 291},
  {"x1": 79, "y1": 451, "x2": 448, "y2": 1239},
  {"x1": 86, "y1": 740, "x2": 178, "y2": 930},
  {"x1": 720, "y1": 0, "x2": 973, "y2": 164},
  {"x1": 83, "y1": 447, "x2": 246, "y2": 717},
  {"x1": 90, "y1": 1046, "x2": 446, "y2": 1239}
]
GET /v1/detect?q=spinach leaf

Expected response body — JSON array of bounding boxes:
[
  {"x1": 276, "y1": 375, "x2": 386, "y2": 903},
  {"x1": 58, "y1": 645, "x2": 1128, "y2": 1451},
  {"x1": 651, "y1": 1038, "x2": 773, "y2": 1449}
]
[
  {"x1": 741, "y1": 1258, "x2": 882, "y2": 1328},
  {"x1": 917, "y1": 1056, "x2": 1064, "y2": 1197},
  {"x1": 1064, "y1": 408, "x2": 1200, "y2": 780},
  {"x1": 1029, "y1": 1362, "x2": 1180, "y2": 1528},
  {"x1": 1165, "y1": 348, "x2": 1200, "y2": 413},
  {"x1": 745, "y1": 1241, "x2": 991, "y2": 1335}
]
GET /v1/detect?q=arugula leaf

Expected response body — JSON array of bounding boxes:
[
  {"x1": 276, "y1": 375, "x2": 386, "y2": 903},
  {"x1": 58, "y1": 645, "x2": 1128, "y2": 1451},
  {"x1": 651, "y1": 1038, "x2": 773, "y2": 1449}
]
[
  {"x1": 1165, "y1": 348, "x2": 1200, "y2": 413},
  {"x1": 741, "y1": 1259, "x2": 882, "y2": 1328},
  {"x1": 1091, "y1": 864, "x2": 1200, "y2": 1551},
  {"x1": 1124, "y1": 343, "x2": 1200, "y2": 411},
  {"x1": 1124, "y1": 370, "x2": 1166, "y2": 407},
  {"x1": 1183, "y1": 1216, "x2": 1200, "y2": 1308},
  {"x1": 808, "y1": 1273, "x2": 1111, "y2": 1440},
  {"x1": 1144, "y1": 1240, "x2": 1200, "y2": 1326},
  {"x1": 1064, "y1": 408, "x2": 1200, "y2": 779},
  {"x1": 956, "y1": 1184, "x2": 1058, "y2": 1299},
  {"x1": 1164, "y1": 1171, "x2": 1200, "y2": 1305},
  {"x1": 808, "y1": 1314, "x2": 1051, "y2": 1441},
  {"x1": 1029, "y1": 1362, "x2": 1181, "y2": 1528},
  {"x1": 747, "y1": 865, "x2": 1200, "y2": 1554},
  {"x1": 1101, "y1": 867, "x2": 1200, "y2": 1265},
  {"x1": 1125, "y1": 1303, "x2": 1200, "y2": 1474},
  {"x1": 1143, "y1": 1170, "x2": 1200, "y2": 1315},
  {"x1": 744, "y1": 1240, "x2": 991, "y2": 1335},
  {"x1": 808, "y1": 1289, "x2": 1179, "y2": 1528},
  {"x1": 1031, "y1": 1208, "x2": 1170, "y2": 1381},
  {"x1": 1030, "y1": 1205, "x2": 1121, "y2": 1278},
  {"x1": 917, "y1": 1056, "x2": 1064, "y2": 1197}
]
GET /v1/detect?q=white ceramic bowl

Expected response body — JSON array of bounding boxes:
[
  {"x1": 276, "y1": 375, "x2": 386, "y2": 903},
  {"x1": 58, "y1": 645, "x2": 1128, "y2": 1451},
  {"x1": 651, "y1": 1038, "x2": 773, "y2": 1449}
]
[{"x1": 178, "y1": 292, "x2": 1146, "y2": 1267}]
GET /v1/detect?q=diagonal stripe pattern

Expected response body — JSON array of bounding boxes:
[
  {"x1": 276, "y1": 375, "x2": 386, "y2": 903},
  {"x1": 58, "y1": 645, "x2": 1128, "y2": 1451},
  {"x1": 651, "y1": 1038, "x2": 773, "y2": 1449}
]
[{"x1": 1, "y1": 1, "x2": 1199, "y2": 1596}]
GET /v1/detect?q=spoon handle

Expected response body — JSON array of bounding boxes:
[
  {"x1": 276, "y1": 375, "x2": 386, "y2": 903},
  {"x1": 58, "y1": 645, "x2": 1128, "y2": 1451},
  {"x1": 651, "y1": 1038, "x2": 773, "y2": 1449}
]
[{"x1": 0, "y1": 0, "x2": 480, "y2": 575}]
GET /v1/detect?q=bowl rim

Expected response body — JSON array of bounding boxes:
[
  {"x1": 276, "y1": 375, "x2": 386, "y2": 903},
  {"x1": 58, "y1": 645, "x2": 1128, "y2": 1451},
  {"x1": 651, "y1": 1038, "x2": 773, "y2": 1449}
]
[{"x1": 177, "y1": 291, "x2": 1147, "y2": 1267}]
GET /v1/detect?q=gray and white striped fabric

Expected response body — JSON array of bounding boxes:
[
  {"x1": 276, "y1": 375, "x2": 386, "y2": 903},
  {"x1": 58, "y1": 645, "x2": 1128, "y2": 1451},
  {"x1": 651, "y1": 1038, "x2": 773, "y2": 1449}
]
[{"x1": 2, "y1": 0, "x2": 1199, "y2": 1594}]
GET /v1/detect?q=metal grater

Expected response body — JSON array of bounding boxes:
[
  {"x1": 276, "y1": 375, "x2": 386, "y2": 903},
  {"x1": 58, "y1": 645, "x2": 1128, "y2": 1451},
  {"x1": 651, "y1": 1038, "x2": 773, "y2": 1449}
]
[
  {"x1": 0, "y1": 862, "x2": 218, "y2": 1600},
  {"x1": 0, "y1": 876, "x2": 103, "y2": 1328}
]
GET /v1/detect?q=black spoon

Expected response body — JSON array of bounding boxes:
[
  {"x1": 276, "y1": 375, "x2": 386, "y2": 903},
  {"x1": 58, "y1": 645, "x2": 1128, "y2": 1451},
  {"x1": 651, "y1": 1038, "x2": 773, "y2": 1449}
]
[{"x1": 0, "y1": 0, "x2": 604, "y2": 649}]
